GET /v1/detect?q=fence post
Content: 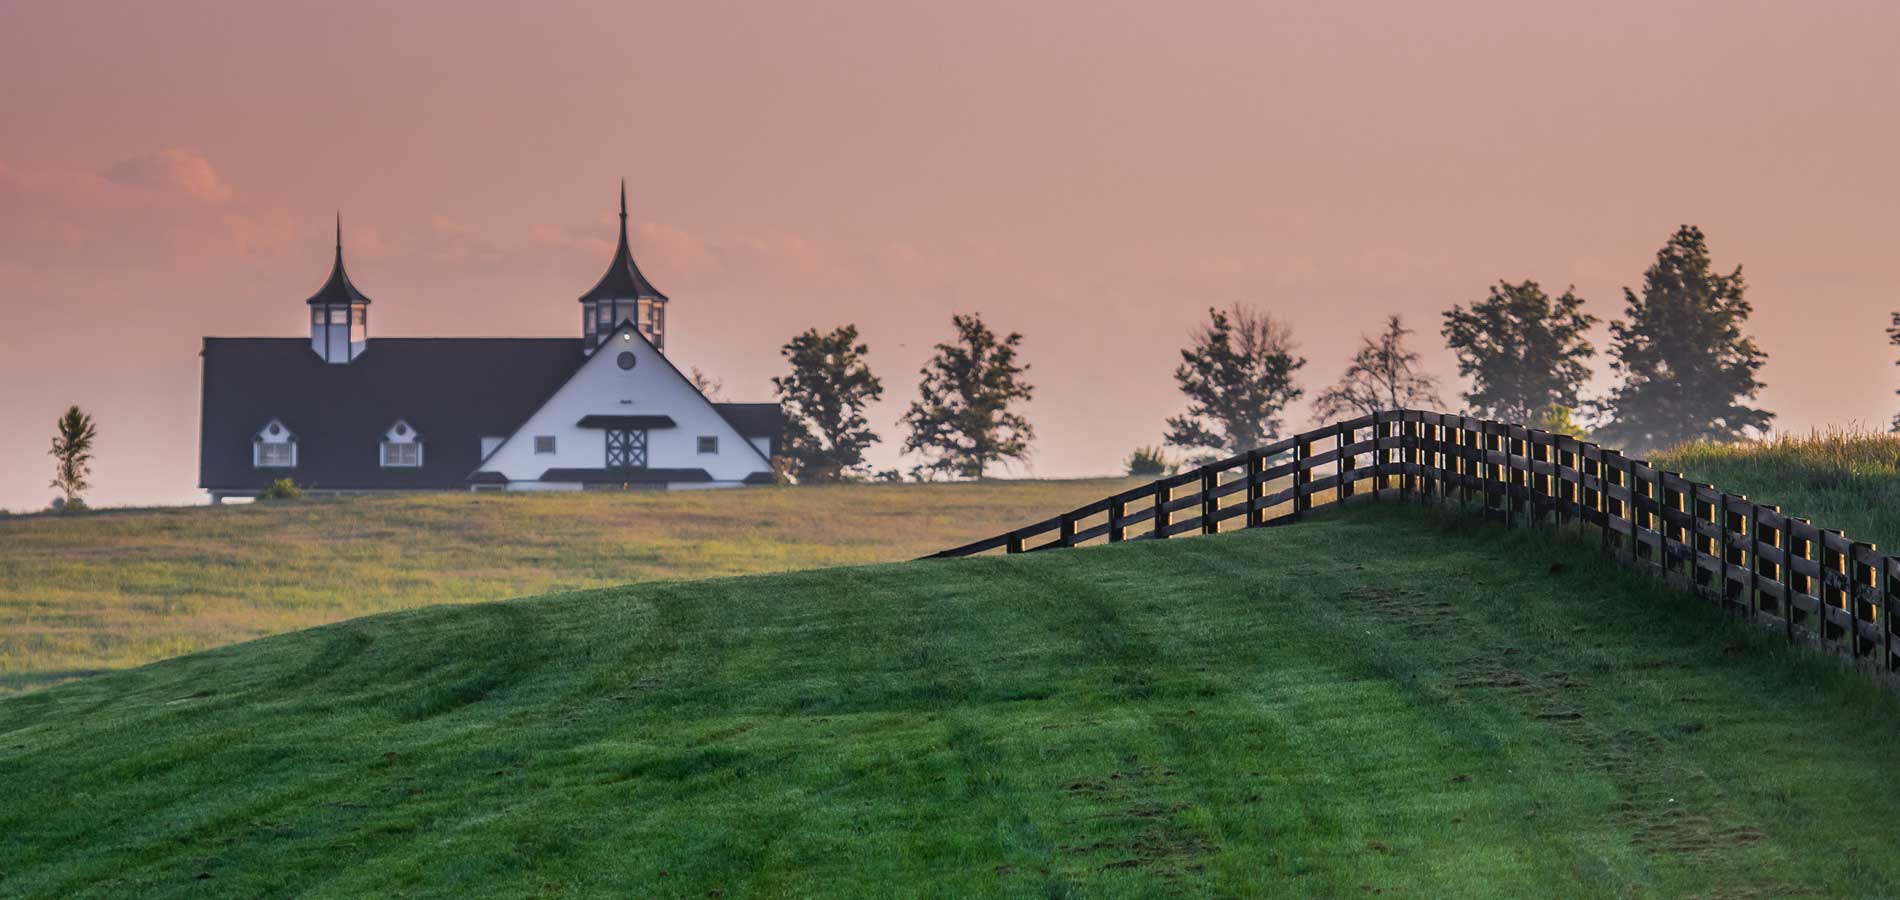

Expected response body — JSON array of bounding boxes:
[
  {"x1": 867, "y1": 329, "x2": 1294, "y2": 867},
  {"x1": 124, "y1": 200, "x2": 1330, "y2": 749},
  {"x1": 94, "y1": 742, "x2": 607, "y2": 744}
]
[
  {"x1": 1006, "y1": 530, "x2": 1024, "y2": 554},
  {"x1": 1058, "y1": 511, "x2": 1076, "y2": 548},
  {"x1": 1877, "y1": 554, "x2": 1892, "y2": 675},
  {"x1": 1247, "y1": 448, "x2": 1266, "y2": 527},
  {"x1": 1200, "y1": 465, "x2": 1218, "y2": 535},
  {"x1": 1292, "y1": 438, "x2": 1308, "y2": 522},
  {"x1": 1154, "y1": 481, "x2": 1171, "y2": 540},
  {"x1": 1782, "y1": 516, "x2": 1800, "y2": 644},
  {"x1": 1851, "y1": 542, "x2": 1875, "y2": 662},
  {"x1": 1108, "y1": 496, "x2": 1126, "y2": 543},
  {"x1": 1338, "y1": 423, "x2": 1352, "y2": 506}
]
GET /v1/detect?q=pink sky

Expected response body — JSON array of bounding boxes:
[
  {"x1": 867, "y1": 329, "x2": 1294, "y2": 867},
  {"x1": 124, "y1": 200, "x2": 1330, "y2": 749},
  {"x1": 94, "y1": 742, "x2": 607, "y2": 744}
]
[{"x1": 2, "y1": 0, "x2": 1897, "y2": 510}]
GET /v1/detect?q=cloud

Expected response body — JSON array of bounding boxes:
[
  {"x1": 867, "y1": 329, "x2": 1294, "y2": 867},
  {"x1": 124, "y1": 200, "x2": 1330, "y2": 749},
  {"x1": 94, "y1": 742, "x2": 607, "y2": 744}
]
[{"x1": 101, "y1": 149, "x2": 232, "y2": 204}]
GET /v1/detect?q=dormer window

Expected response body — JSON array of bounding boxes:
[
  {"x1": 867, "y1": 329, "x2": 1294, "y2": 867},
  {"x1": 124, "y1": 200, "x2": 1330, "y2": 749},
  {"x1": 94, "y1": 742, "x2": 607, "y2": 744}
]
[
  {"x1": 254, "y1": 418, "x2": 297, "y2": 468},
  {"x1": 380, "y1": 420, "x2": 423, "y2": 468}
]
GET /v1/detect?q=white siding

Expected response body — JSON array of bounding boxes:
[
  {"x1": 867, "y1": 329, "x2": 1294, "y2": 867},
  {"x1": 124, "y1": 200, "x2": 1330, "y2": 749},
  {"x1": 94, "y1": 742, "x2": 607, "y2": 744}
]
[{"x1": 480, "y1": 325, "x2": 771, "y2": 487}]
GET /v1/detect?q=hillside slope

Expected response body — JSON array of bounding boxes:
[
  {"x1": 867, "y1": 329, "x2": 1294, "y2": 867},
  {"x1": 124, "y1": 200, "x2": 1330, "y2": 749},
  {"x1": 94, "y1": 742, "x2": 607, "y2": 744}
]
[
  {"x1": 1659, "y1": 430, "x2": 1900, "y2": 553},
  {"x1": 5, "y1": 505, "x2": 1900, "y2": 897},
  {"x1": 0, "y1": 479, "x2": 1137, "y2": 692}
]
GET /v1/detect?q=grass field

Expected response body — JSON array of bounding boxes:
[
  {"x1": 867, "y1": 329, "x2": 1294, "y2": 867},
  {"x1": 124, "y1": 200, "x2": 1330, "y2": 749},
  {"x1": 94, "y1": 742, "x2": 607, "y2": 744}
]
[
  {"x1": 1658, "y1": 428, "x2": 1900, "y2": 551},
  {"x1": 5, "y1": 503, "x2": 1900, "y2": 897},
  {"x1": 0, "y1": 480, "x2": 1137, "y2": 693}
]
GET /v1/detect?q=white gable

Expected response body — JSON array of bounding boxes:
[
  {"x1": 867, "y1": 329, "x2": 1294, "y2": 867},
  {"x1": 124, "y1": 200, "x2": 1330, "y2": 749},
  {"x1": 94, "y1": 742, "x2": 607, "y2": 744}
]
[{"x1": 478, "y1": 323, "x2": 771, "y2": 485}]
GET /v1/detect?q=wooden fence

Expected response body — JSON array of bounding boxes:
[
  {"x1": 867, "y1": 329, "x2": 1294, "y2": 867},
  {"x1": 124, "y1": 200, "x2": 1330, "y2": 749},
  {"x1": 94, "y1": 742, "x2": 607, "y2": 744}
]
[{"x1": 927, "y1": 409, "x2": 1900, "y2": 677}]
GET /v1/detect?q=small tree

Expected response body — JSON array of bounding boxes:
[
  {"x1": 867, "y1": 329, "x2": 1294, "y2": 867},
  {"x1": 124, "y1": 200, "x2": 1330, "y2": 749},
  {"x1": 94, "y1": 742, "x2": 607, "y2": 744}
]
[
  {"x1": 1597, "y1": 226, "x2": 1772, "y2": 453},
  {"x1": 1164, "y1": 305, "x2": 1306, "y2": 459},
  {"x1": 772, "y1": 325, "x2": 885, "y2": 483},
  {"x1": 900, "y1": 313, "x2": 1035, "y2": 479},
  {"x1": 1441, "y1": 280, "x2": 1597, "y2": 422},
  {"x1": 1125, "y1": 446, "x2": 1174, "y2": 477},
  {"x1": 1313, "y1": 314, "x2": 1442, "y2": 420},
  {"x1": 48, "y1": 406, "x2": 96, "y2": 511},
  {"x1": 1889, "y1": 312, "x2": 1900, "y2": 433},
  {"x1": 688, "y1": 367, "x2": 725, "y2": 401},
  {"x1": 1528, "y1": 404, "x2": 1592, "y2": 441}
]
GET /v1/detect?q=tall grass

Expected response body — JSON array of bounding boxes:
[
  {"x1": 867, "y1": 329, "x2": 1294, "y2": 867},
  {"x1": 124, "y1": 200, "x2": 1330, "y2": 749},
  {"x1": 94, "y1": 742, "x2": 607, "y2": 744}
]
[{"x1": 1656, "y1": 426, "x2": 1900, "y2": 551}]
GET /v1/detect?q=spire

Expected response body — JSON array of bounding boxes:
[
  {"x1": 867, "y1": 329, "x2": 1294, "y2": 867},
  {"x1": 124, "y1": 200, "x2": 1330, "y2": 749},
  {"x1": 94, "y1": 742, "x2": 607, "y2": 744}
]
[
  {"x1": 305, "y1": 213, "x2": 373, "y2": 306},
  {"x1": 578, "y1": 180, "x2": 668, "y2": 303}
]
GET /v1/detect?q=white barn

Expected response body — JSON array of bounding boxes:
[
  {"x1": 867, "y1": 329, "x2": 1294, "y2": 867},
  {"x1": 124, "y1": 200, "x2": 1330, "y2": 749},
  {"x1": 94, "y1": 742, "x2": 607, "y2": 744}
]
[{"x1": 198, "y1": 186, "x2": 782, "y2": 502}]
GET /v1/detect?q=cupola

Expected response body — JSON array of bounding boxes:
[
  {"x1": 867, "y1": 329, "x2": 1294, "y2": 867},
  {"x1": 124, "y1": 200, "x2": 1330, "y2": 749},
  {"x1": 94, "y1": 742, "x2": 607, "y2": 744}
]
[
  {"x1": 307, "y1": 215, "x2": 371, "y2": 364},
  {"x1": 579, "y1": 181, "x2": 669, "y2": 354}
]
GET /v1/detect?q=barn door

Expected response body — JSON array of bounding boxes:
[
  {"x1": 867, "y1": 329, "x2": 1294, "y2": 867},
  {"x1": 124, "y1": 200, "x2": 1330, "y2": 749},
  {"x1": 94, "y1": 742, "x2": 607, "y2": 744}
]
[{"x1": 605, "y1": 429, "x2": 648, "y2": 470}]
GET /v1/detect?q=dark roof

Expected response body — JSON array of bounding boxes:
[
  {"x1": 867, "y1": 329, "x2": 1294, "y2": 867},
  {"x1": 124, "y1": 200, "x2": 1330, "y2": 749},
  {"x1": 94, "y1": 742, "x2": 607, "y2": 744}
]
[
  {"x1": 576, "y1": 414, "x2": 676, "y2": 429},
  {"x1": 711, "y1": 403, "x2": 784, "y2": 439},
  {"x1": 539, "y1": 468, "x2": 712, "y2": 485},
  {"x1": 578, "y1": 182, "x2": 667, "y2": 304},
  {"x1": 199, "y1": 338, "x2": 586, "y2": 491},
  {"x1": 306, "y1": 217, "x2": 374, "y2": 306}
]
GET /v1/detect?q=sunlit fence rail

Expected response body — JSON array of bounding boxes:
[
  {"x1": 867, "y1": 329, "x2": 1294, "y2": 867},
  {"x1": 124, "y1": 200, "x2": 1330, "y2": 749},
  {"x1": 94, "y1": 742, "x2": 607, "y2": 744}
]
[{"x1": 927, "y1": 409, "x2": 1900, "y2": 677}]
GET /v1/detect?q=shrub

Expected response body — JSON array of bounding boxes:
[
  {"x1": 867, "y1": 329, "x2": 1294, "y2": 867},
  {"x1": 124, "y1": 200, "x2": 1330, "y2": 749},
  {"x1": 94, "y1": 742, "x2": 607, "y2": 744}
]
[
  {"x1": 49, "y1": 496, "x2": 87, "y2": 513},
  {"x1": 1126, "y1": 446, "x2": 1175, "y2": 477},
  {"x1": 258, "y1": 478, "x2": 305, "y2": 501}
]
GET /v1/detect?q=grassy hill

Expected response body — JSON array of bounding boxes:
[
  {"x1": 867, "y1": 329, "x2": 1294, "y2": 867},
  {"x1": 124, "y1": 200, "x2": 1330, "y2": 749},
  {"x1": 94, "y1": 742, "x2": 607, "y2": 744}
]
[
  {"x1": 6, "y1": 504, "x2": 1900, "y2": 897},
  {"x1": 0, "y1": 480, "x2": 1137, "y2": 692},
  {"x1": 1659, "y1": 429, "x2": 1900, "y2": 553}
]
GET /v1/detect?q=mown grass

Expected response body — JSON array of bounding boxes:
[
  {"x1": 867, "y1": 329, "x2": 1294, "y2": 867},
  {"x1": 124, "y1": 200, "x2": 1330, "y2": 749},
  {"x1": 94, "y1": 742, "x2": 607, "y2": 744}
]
[
  {"x1": 1657, "y1": 428, "x2": 1900, "y2": 552},
  {"x1": 4, "y1": 504, "x2": 1900, "y2": 897},
  {"x1": 0, "y1": 480, "x2": 1137, "y2": 693}
]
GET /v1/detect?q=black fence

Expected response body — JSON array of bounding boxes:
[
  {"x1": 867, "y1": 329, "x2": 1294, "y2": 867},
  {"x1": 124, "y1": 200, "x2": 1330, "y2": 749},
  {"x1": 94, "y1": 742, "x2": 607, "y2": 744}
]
[{"x1": 927, "y1": 409, "x2": 1899, "y2": 677}]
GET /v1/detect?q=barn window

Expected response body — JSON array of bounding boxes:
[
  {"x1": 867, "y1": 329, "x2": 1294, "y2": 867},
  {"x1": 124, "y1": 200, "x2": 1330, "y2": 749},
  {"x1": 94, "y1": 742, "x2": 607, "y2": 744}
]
[
  {"x1": 255, "y1": 442, "x2": 296, "y2": 468},
  {"x1": 697, "y1": 436, "x2": 718, "y2": 454},
  {"x1": 382, "y1": 442, "x2": 422, "y2": 467},
  {"x1": 534, "y1": 435, "x2": 557, "y2": 454}
]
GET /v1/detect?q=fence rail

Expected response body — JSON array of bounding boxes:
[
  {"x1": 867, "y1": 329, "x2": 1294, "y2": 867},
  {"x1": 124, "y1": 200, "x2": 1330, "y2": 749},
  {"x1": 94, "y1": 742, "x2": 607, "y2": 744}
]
[{"x1": 926, "y1": 409, "x2": 1899, "y2": 678}]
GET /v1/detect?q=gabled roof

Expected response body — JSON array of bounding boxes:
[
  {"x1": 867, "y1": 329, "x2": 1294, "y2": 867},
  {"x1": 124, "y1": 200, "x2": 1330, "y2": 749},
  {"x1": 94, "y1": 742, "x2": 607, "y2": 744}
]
[
  {"x1": 306, "y1": 215, "x2": 374, "y2": 306},
  {"x1": 578, "y1": 181, "x2": 668, "y2": 304},
  {"x1": 711, "y1": 403, "x2": 785, "y2": 441},
  {"x1": 199, "y1": 338, "x2": 586, "y2": 491}
]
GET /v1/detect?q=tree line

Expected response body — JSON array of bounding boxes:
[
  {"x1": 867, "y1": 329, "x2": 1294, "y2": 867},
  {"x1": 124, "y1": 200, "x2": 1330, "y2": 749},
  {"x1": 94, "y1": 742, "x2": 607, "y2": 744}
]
[{"x1": 775, "y1": 224, "x2": 1897, "y2": 484}]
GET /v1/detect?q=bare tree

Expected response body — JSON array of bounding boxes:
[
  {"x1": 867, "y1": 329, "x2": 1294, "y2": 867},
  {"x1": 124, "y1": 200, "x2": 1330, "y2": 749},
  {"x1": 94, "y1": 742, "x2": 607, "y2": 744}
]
[{"x1": 1313, "y1": 314, "x2": 1442, "y2": 420}]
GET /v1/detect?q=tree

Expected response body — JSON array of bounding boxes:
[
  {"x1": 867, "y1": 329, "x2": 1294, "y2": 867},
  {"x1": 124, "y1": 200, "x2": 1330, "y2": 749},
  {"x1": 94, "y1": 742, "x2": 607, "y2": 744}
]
[
  {"x1": 1441, "y1": 280, "x2": 1597, "y2": 422},
  {"x1": 900, "y1": 313, "x2": 1035, "y2": 479},
  {"x1": 1596, "y1": 226, "x2": 1772, "y2": 453},
  {"x1": 49, "y1": 405, "x2": 96, "y2": 510},
  {"x1": 688, "y1": 366, "x2": 725, "y2": 401},
  {"x1": 772, "y1": 325, "x2": 885, "y2": 483},
  {"x1": 1528, "y1": 403, "x2": 1591, "y2": 441},
  {"x1": 1889, "y1": 312, "x2": 1900, "y2": 433},
  {"x1": 1164, "y1": 305, "x2": 1306, "y2": 459},
  {"x1": 1313, "y1": 314, "x2": 1442, "y2": 420},
  {"x1": 1125, "y1": 446, "x2": 1174, "y2": 477}
]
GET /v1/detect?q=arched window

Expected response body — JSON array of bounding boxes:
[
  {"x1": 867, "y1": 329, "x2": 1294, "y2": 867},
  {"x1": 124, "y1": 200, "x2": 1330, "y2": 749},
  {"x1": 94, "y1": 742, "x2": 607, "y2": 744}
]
[
  {"x1": 254, "y1": 418, "x2": 297, "y2": 468},
  {"x1": 381, "y1": 420, "x2": 423, "y2": 468}
]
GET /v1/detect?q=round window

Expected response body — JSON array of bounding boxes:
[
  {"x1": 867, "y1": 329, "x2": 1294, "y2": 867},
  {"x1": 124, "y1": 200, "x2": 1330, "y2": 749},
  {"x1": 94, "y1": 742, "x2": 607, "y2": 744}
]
[
  {"x1": 394, "y1": 422, "x2": 407, "y2": 436},
  {"x1": 617, "y1": 351, "x2": 637, "y2": 370},
  {"x1": 268, "y1": 423, "x2": 281, "y2": 436}
]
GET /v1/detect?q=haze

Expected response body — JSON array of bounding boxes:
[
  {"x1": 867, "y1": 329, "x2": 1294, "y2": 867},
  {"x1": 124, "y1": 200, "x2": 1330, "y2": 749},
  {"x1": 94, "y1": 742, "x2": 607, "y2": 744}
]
[{"x1": 2, "y1": 0, "x2": 1895, "y2": 510}]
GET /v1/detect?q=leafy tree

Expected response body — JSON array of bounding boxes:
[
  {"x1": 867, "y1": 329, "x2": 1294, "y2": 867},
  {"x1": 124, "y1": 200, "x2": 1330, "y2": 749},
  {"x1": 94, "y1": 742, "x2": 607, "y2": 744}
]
[
  {"x1": 48, "y1": 405, "x2": 95, "y2": 511},
  {"x1": 1441, "y1": 280, "x2": 1597, "y2": 422},
  {"x1": 1125, "y1": 446, "x2": 1174, "y2": 477},
  {"x1": 772, "y1": 325, "x2": 885, "y2": 483},
  {"x1": 1528, "y1": 404, "x2": 1592, "y2": 441},
  {"x1": 1596, "y1": 226, "x2": 1772, "y2": 453},
  {"x1": 900, "y1": 314, "x2": 1035, "y2": 479},
  {"x1": 1889, "y1": 312, "x2": 1900, "y2": 433},
  {"x1": 1164, "y1": 305, "x2": 1305, "y2": 458},
  {"x1": 1313, "y1": 314, "x2": 1442, "y2": 420}
]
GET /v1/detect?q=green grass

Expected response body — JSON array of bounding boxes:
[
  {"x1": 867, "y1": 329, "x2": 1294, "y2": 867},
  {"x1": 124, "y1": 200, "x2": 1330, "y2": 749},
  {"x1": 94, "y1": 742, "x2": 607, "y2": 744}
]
[
  {"x1": 0, "y1": 480, "x2": 1138, "y2": 693},
  {"x1": 6, "y1": 504, "x2": 1900, "y2": 897},
  {"x1": 1657, "y1": 428, "x2": 1900, "y2": 551}
]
